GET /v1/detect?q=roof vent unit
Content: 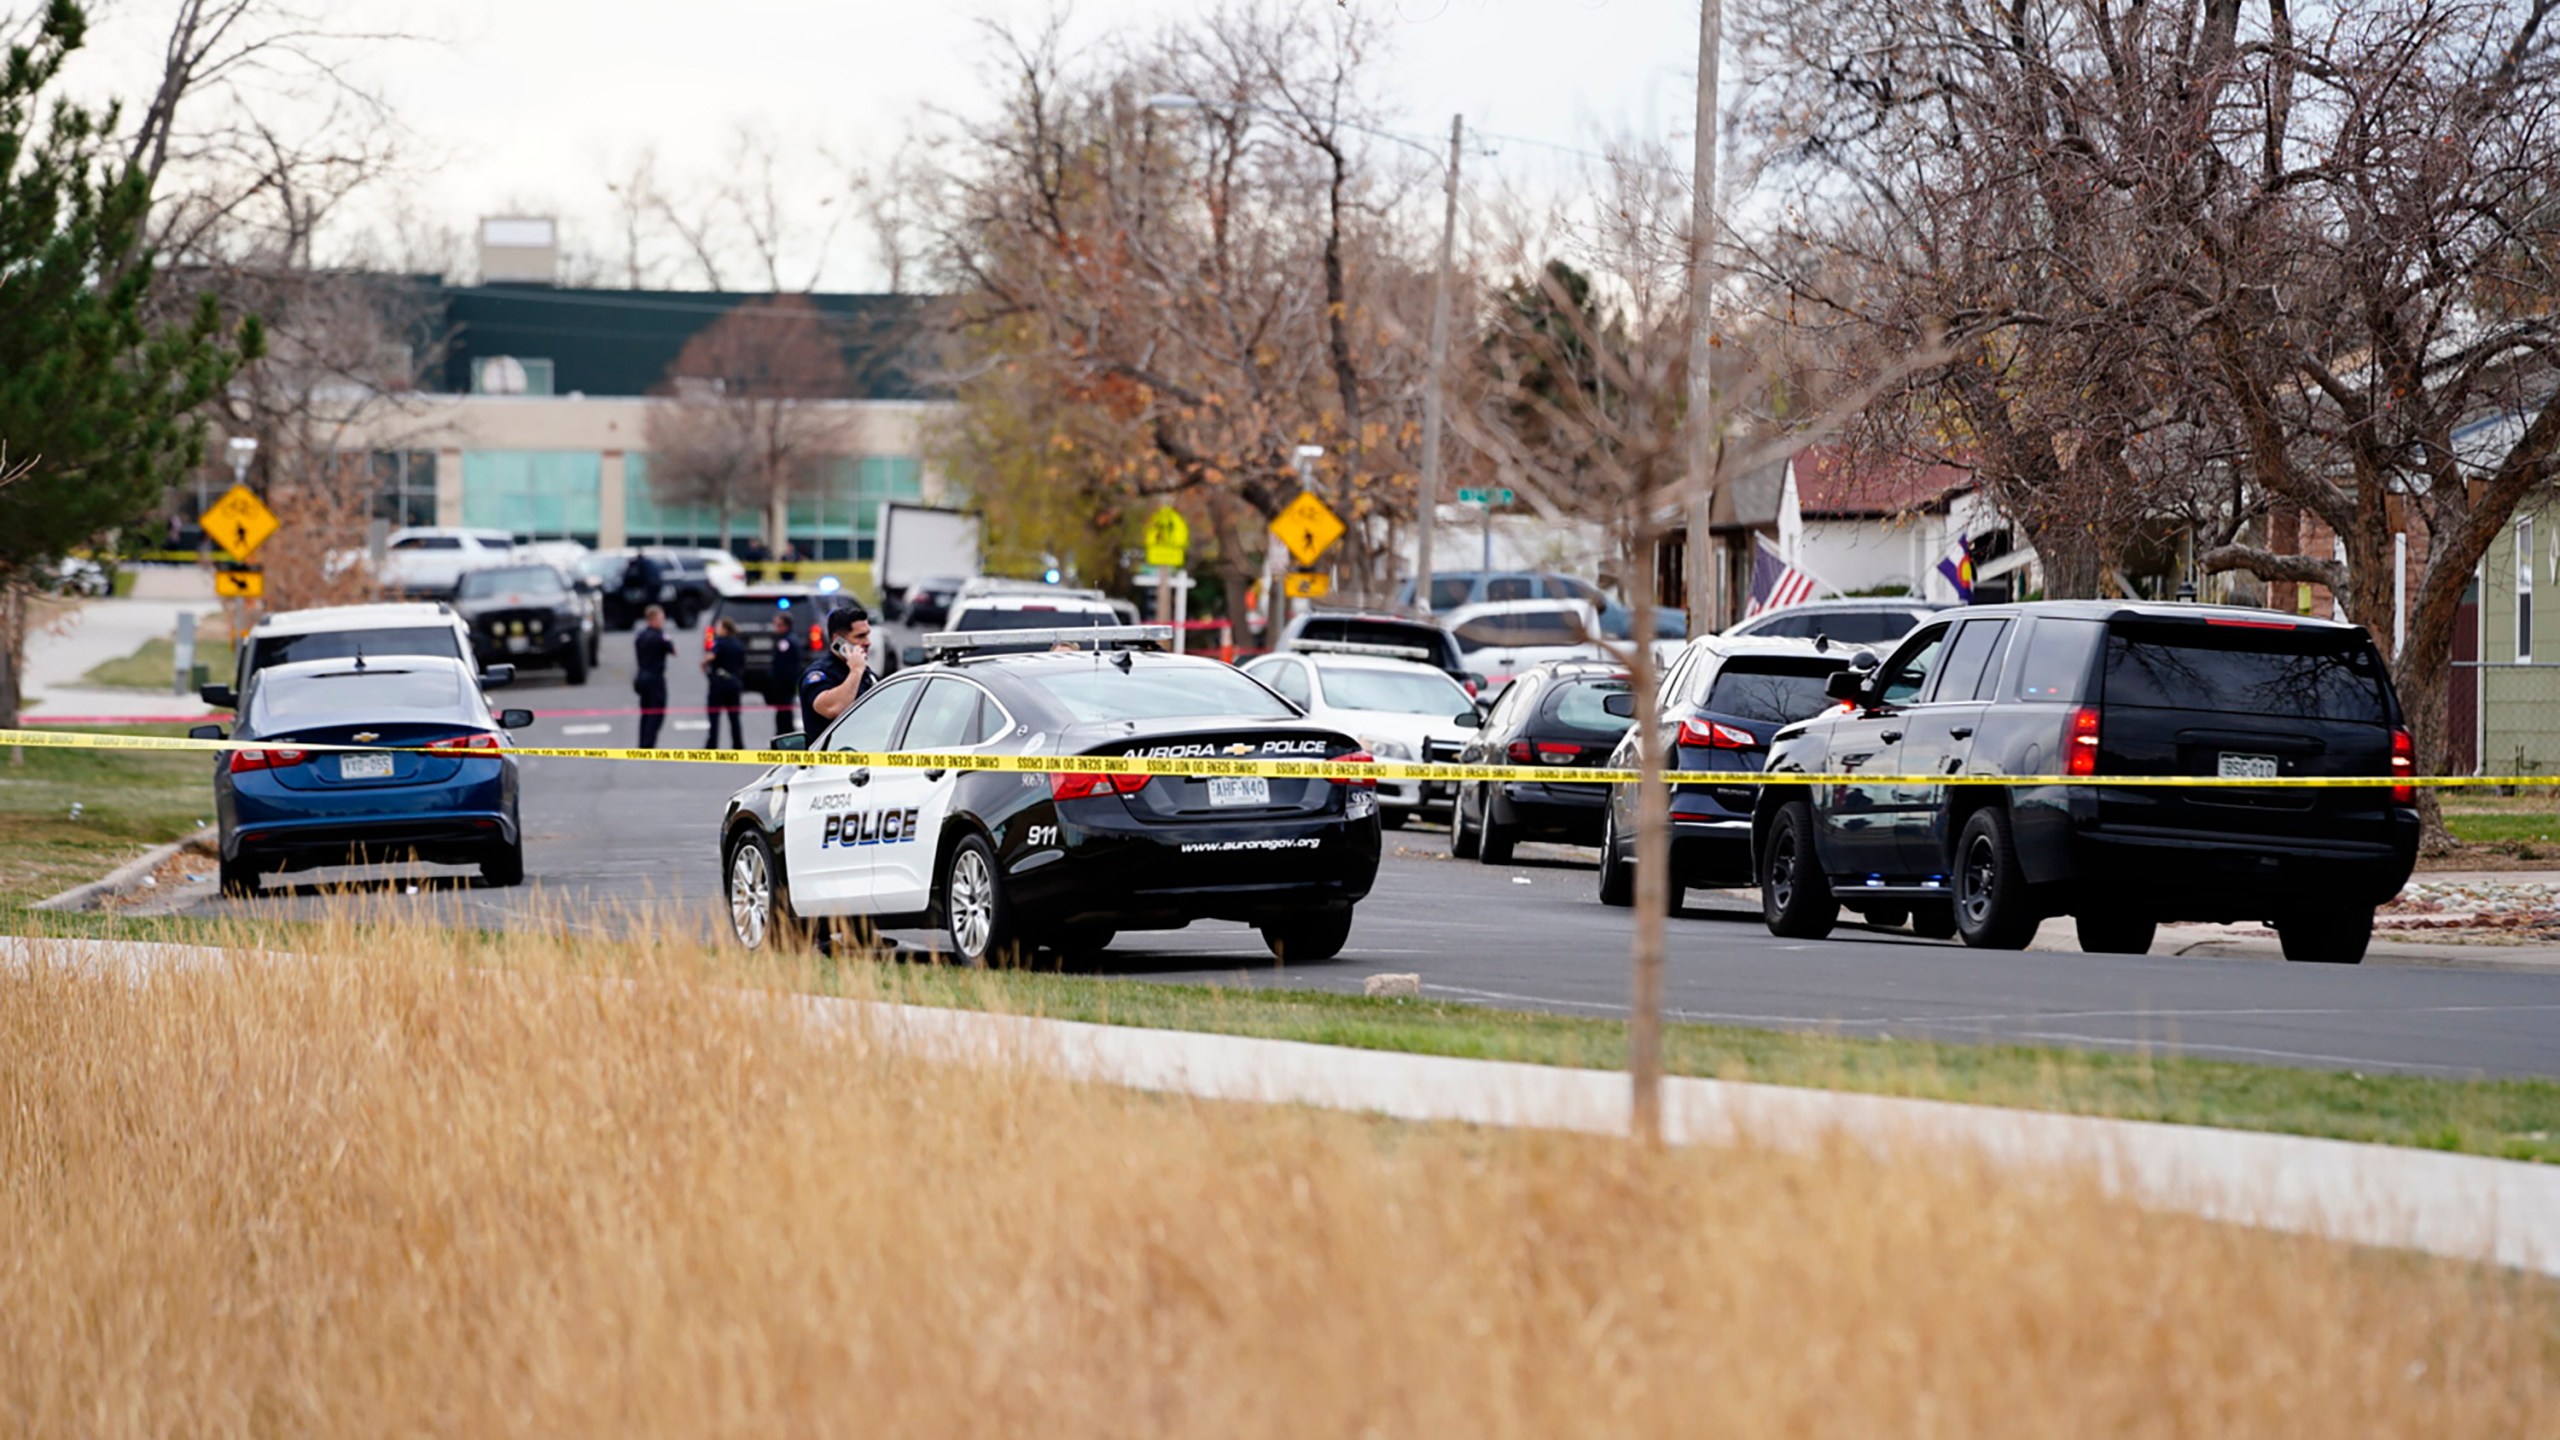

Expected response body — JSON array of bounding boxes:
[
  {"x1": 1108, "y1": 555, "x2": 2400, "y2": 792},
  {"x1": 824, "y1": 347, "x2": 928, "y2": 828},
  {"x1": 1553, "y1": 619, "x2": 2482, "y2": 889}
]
[{"x1": 478, "y1": 215, "x2": 559, "y2": 285}]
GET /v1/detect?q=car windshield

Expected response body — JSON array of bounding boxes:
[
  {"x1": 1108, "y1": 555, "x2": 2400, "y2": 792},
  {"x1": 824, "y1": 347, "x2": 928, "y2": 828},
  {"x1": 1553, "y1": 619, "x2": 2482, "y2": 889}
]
[
  {"x1": 1749, "y1": 608, "x2": 1923, "y2": 646},
  {"x1": 250, "y1": 627, "x2": 462, "y2": 673},
  {"x1": 954, "y1": 606, "x2": 1115, "y2": 632},
  {"x1": 457, "y1": 566, "x2": 566, "y2": 599},
  {"x1": 250, "y1": 667, "x2": 467, "y2": 723},
  {"x1": 2101, "y1": 622, "x2": 2393, "y2": 723},
  {"x1": 717, "y1": 597, "x2": 814, "y2": 630},
  {"x1": 1320, "y1": 666, "x2": 1472, "y2": 714},
  {"x1": 576, "y1": 554, "x2": 625, "y2": 581},
  {"x1": 1037, "y1": 663, "x2": 1299, "y2": 723},
  {"x1": 1549, "y1": 678, "x2": 1635, "y2": 733},
  {"x1": 1455, "y1": 611, "x2": 1585, "y2": 647},
  {"x1": 1704, "y1": 657, "x2": 1844, "y2": 725}
]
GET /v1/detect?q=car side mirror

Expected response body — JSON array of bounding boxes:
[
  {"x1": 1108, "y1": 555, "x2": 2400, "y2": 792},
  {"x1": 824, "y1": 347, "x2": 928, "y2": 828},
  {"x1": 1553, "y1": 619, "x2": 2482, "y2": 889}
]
[
  {"x1": 1849, "y1": 649, "x2": 1881, "y2": 672},
  {"x1": 1601, "y1": 692, "x2": 1637, "y2": 719},
  {"x1": 772, "y1": 731, "x2": 808, "y2": 752},
  {"x1": 1825, "y1": 669, "x2": 1871, "y2": 704},
  {"x1": 479, "y1": 664, "x2": 515, "y2": 689},
  {"x1": 497, "y1": 708, "x2": 535, "y2": 730},
  {"x1": 188, "y1": 723, "x2": 226, "y2": 740},
  {"x1": 198, "y1": 682, "x2": 237, "y2": 709},
  {"x1": 901, "y1": 645, "x2": 927, "y2": 667},
  {"x1": 1464, "y1": 672, "x2": 1490, "y2": 692},
  {"x1": 1450, "y1": 709, "x2": 1481, "y2": 729}
]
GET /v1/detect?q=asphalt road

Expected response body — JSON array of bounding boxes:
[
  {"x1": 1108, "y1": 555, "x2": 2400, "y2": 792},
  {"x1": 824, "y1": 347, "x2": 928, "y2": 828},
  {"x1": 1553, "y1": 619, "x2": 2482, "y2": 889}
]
[{"x1": 181, "y1": 633, "x2": 2560, "y2": 1080}]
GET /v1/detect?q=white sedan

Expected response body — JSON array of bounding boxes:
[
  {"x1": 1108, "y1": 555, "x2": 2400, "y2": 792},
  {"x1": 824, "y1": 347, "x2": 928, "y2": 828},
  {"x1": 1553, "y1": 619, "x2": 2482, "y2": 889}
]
[{"x1": 1243, "y1": 646, "x2": 1481, "y2": 828}]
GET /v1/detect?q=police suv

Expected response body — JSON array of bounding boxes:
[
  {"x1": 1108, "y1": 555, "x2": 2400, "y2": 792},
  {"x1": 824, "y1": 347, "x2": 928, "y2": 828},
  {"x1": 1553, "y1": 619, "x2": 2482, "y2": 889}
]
[{"x1": 718, "y1": 626, "x2": 1384, "y2": 965}]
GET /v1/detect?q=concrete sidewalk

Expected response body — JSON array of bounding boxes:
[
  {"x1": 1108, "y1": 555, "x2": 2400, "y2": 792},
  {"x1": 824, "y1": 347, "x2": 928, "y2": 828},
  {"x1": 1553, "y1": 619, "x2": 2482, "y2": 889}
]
[{"x1": 19, "y1": 596, "x2": 226, "y2": 723}]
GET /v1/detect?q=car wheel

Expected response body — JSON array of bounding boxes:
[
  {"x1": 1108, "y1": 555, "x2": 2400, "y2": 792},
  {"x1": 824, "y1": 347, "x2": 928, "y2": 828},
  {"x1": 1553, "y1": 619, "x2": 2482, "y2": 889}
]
[
  {"x1": 1864, "y1": 905, "x2": 1911, "y2": 930},
  {"x1": 480, "y1": 841, "x2": 525, "y2": 888},
  {"x1": 1260, "y1": 905, "x2": 1354, "y2": 962},
  {"x1": 588, "y1": 632, "x2": 602, "y2": 667},
  {"x1": 1477, "y1": 787, "x2": 1517, "y2": 865},
  {"x1": 218, "y1": 853, "x2": 264, "y2": 898},
  {"x1": 2074, "y1": 910, "x2": 2157, "y2": 955},
  {"x1": 1953, "y1": 808, "x2": 2041, "y2": 950},
  {"x1": 1380, "y1": 806, "x2": 1408, "y2": 831},
  {"x1": 1597, "y1": 807, "x2": 1634, "y2": 907},
  {"x1": 1760, "y1": 801, "x2": 1838, "y2": 939},
  {"x1": 1449, "y1": 783, "x2": 1481, "y2": 860},
  {"x1": 1044, "y1": 925, "x2": 1116, "y2": 964},
  {"x1": 725, "y1": 832, "x2": 796, "y2": 951},
  {"x1": 2276, "y1": 905, "x2": 2374, "y2": 965},
  {"x1": 942, "y1": 834, "x2": 1017, "y2": 967},
  {"x1": 563, "y1": 641, "x2": 589, "y2": 685},
  {"x1": 1911, "y1": 902, "x2": 1959, "y2": 940}
]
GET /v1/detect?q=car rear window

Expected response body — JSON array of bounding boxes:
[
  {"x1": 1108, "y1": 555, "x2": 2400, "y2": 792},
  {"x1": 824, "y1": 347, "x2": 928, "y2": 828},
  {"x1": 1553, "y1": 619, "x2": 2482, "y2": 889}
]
[
  {"x1": 1297, "y1": 618, "x2": 1454, "y2": 663},
  {"x1": 1703, "y1": 657, "x2": 1843, "y2": 725},
  {"x1": 1320, "y1": 666, "x2": 1472, "y2": 714},
  {"x1": 1547, "y1": 677, "x2": 1634, "y2": 734},
  {"x1": 1749, "y1": 608, "x2": 1924, "y2": 645},
  {"x1": 1454, "y1": 610, "x2": 1585, "y2": 647},
  {"x1": 715, "y1": 596, "x2": 817, "y2": 629},
  {"x1": 250, "y1": 667, "x2": 465, "y2": 723},
  {"x1": 250, "y1": 627, "x2": 463, "y2": 673},
  {"x1": 1036, "y1": 664, "x2": 1298, "y2": 723},
  {"x1": 2100, "y1": 621, "x2": 2393, "y2": 722},
  {"x1": 954, "y1": 605, "x2": 1116, "y2": 632}
]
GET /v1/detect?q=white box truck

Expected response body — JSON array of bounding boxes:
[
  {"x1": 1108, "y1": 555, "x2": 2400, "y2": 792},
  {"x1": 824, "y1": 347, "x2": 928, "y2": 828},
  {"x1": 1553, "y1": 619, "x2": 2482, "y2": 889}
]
[{"x1": 876, "y1": 504, "x2": 982, "y2": 619}]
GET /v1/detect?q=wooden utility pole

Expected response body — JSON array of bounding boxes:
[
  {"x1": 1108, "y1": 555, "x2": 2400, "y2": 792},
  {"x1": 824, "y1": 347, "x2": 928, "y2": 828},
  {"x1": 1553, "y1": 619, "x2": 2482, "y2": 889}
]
[{"x1": 1412, "y1": 115, "x2": 1464, "y2": 616}]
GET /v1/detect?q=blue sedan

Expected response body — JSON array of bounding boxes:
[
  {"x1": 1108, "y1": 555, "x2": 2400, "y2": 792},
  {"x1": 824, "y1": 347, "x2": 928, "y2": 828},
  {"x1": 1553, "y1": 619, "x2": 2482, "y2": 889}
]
[{"x1": 196, "y1": 655, "x2": 534, "y2": 896}]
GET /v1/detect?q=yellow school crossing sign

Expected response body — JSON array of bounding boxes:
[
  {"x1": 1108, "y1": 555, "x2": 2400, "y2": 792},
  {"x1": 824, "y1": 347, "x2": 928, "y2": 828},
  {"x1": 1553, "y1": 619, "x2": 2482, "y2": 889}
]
[
  {"x1": 1144, "y1": 505, "x2": 1190, "y2": 568},
  {"x1": 1272, "y1": 491, "x2": 1343, "y2": 567},
  {"x1": 200, "y1": 483, "x2": 279, "y2": 563},
  {"x1": 213, "y1": 570, "x2": 264, "y2": 598}
]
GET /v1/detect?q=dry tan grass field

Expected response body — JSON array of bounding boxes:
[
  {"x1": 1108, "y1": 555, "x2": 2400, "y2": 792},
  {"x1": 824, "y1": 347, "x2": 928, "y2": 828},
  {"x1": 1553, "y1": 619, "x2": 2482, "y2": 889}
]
[{"x1": 2, "y1": 922, "x2": 2553, "y2": 1436}]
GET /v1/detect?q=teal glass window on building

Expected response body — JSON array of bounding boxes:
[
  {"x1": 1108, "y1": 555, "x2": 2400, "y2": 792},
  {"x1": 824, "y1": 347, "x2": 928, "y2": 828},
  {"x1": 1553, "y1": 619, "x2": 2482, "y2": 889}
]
[
  {"x1": 460, "y1": 450, "x2": 601, "y2": 544},
  {"x1": 624, "y1": 452, "x2": 733, "y2": 548},
  {"x1": 784, "y1": 456, "x2": 923, "y2": 561}
]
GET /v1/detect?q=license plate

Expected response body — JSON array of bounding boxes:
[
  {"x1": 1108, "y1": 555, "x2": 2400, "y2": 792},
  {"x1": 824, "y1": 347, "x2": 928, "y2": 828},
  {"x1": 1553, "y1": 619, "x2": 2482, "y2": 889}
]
[
  {"x1": 506, "y1": 636, "x2": 530, "y2": 653},
  {"x1": 340, "y1": 752, "x2": 395, "y2": 780},
  {"x1": 2217, "y1": 753, "x2": 2279, "y2": 780},
  {"x1": 1207, "y1": 777, "x2": 1271, "y2": 807}
]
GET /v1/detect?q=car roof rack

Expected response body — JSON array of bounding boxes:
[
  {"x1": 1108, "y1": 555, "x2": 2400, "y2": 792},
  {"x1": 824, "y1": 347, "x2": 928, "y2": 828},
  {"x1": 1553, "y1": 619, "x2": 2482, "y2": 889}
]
[
  {"x1": 921, "y1": 624, "x2": 1174, "y2": 659},
  {"x1": 1290, "y1": 639, "x2": 1433, "y2": 661}
]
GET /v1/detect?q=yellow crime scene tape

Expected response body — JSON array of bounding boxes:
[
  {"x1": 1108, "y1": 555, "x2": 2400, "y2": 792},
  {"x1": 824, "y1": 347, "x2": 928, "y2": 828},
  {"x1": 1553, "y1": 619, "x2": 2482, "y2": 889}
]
[{"x1": 5, "y1": 726, "x2": 2558, "y2": 790}]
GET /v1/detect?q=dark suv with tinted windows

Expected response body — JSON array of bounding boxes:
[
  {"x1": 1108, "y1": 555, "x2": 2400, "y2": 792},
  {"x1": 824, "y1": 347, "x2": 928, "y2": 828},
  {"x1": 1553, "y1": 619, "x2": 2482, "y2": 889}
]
[{"x1": 1752, "y1": 602, "x2": 2418, "y2": 964}]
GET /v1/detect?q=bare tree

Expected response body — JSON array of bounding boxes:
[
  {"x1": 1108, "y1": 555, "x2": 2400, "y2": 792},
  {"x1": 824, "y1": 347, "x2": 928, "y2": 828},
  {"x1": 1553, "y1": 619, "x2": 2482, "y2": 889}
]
[
  {"x1": 643, "y1": 296, "x2": 853, "y2": 550},
  {"x1": 1740, "y1": 0, "x2": 2560, "y2": 828}
]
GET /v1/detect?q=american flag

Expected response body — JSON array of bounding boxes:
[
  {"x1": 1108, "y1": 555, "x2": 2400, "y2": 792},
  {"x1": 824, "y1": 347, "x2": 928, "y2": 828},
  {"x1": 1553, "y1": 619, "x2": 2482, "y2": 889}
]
[{"x1": 1746, "y1": 534, "x2": 1819, "y2": 617}]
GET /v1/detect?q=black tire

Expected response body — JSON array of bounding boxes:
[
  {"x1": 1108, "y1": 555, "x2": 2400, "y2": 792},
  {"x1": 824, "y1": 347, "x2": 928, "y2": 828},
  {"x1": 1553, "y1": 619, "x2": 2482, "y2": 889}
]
[
  {"x1": 2075, "y1": 910, "x2": 2157, "y2": 955},
  {"x1": 1449, "y1": 784, "x2": 1481, "y2": 860},
  {"x1": 1866, "y1": 904, "x2": 1911, "y2": 930},
  {"x1": 1597, "y1": 807, "x2": 1634, "y2": 907},
  {"x1": 1260, "y1": 905, "x2": 1354, "y2": 962},
  {"x1": 942, "y1": 834, "x2": 1018, "y2": 967},
  {"x1": 562, "y1": 641, "x2": 589, "y2": 686},
  {"x1": 1477, "y1": 787, "x2": 1517, "y2": 865},
  {"x1": 2277, "y1": 906, "x2": 2374, "y2": 965},
  {"x1": 479, "y1": 841, "x2": 525, "y2": 888},
  {"x1": 588, "y1": 631, "x2": 602, "y2": 667},
  {"x1": 724, "y1": 831, "x2": 798, "y2": 951},
  {"x1": 1953, "y1": 808, "x2": 2040, "y2": 950},
  {"x1": 1044, "y1": 926, "x2": 1117, "y2": 964},
  {"x1": 218, "y1": 853, "x2": 263, "y2": 898},
  {"x1": 1911, "y1": 902, "x2": 1959, "y2": 940},
  {"x1": 1760, "y1": 801, "x2": 1839, "y2": 939},
  {"x1": 1380, "y1": 806, "x2": 1409, "y2": 831}
]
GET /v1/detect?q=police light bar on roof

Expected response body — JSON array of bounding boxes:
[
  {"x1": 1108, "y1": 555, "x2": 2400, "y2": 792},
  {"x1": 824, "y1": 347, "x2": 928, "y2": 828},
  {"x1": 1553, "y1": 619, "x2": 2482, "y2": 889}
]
[
  {"x1": 920, "y1": 625, "x2": 1175, "y2": 657},
  {"x1": 1292, "y1": 639, "x2": 1432, "y2": 661}
]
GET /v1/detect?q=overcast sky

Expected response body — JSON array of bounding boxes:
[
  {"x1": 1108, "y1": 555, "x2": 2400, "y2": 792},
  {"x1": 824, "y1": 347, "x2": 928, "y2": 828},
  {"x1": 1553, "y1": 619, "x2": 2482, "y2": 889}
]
[{"x1": 65, "y1": 0, "x2": 1703, "y2": 290}]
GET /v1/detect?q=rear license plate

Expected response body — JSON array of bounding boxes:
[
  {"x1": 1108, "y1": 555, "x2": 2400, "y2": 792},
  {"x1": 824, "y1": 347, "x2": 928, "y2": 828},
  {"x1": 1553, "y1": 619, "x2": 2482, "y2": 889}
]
[
  {"x1": 2217, "y1": 753, "x2": 2279, "y2": 780},
  {"x1": 340, "y1": 752, "x2": 394, "y2": 780},
  {"x1": 1207, "y1": 777, "x2": 1271, "y2": 807},
  {"x1": 506, "y1": 636, "x2": 530, "y2": 653}
]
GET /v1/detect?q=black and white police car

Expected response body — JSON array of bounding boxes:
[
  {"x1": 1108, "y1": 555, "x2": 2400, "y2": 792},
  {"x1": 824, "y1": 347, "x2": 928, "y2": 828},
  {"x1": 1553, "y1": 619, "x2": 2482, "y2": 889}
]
[{"x1": 718, "y1": 626, "x2": 1384, "y2": 965}]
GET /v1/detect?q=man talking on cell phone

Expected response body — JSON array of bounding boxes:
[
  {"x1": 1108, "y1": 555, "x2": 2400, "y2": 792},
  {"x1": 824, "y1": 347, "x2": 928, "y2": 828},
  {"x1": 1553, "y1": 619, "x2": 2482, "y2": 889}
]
[{"x1": 797, "y1": 604, "x2": 875, "y2": 742}]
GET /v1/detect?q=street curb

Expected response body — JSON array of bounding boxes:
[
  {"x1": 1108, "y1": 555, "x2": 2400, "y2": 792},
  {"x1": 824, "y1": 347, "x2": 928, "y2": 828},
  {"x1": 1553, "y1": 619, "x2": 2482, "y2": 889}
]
[
  {"x1": 2167, "y1": 937, "x2": 2560, "y2": 973},
  {"x1": 29, "y1": 831, "x2": 217, "y2": 913}
]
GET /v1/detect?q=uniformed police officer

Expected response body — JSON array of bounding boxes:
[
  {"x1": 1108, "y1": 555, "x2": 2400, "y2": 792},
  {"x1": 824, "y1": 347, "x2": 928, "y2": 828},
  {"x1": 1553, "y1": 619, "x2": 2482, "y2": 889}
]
[
  {"x1": 798, "y1": 605, "x2": 874, "y2": 741},
  {"x1": 633, "y1": 605, "x2": 674, "y2": 748},
  {"x1": 703, "y1": 617, "x2": 748, "y2": 749}
]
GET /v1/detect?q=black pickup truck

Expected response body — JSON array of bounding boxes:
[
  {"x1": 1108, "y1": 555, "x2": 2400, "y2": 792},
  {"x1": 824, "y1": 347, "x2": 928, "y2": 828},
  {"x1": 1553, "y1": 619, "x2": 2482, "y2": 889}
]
[{"x1": 1752, "y1": 601, "x2": 2418, "y2": 964}]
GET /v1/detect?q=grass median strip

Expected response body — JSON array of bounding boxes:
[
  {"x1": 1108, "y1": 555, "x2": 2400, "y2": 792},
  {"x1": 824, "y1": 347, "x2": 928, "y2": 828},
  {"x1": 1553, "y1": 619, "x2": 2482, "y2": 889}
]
[{"x1": 0, "y1": 728, "x2": 210, "y2": 909}]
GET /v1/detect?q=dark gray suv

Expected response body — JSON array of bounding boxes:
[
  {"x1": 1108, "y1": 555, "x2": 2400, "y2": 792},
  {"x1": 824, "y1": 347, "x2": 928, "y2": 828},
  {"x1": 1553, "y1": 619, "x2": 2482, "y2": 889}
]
[{"x1": 1753, "y1": 601, "x2": 2418, "y2": 963}]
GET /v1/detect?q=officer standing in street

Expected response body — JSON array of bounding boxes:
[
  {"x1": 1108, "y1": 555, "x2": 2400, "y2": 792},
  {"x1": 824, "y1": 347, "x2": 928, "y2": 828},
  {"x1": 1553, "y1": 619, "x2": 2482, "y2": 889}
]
[
  {"x1": 765, "y1": 611, "x2": 801, "y2": 739},
  {"x1": 797, "y1": 605, "x2": 874, "y2": 741},
  {"x1": 703, "y1": 617, "x2": 748, "y2": 749},
  {"x1": 633, "y1": 604, "x2": 674, "y2": 748}
]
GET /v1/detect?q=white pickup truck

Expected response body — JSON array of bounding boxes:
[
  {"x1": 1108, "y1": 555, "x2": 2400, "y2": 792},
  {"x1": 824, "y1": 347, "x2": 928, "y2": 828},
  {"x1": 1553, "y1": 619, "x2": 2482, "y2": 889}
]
[{"x1": 369, "y1": 528, "x2": 520, "y2": 598}]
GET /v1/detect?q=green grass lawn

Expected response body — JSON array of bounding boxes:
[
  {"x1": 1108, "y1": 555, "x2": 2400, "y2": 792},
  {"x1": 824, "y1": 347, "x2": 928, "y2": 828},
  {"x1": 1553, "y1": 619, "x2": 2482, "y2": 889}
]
[
  {"x1": 0, "y1": 729, "x2": 212, "y2": 907},
  {"x1": 2443, "y1": 799, "x2": 2560, "y2": 849},
  {"x1": 80, "y1": 634, "x2": 188, "y2": 690}
]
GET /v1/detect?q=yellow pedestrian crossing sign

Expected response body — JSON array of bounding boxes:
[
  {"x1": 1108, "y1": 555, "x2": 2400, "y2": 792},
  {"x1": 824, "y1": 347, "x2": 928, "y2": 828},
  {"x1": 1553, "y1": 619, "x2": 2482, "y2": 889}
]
[
  {"x1": 200, "y1": 483, "x2": 280, "y2": 564},
  {"x1": 1144, "y1": 505, "x2": 1190, "y2": 568},
  {"x1": 1282, "y1": 571, "x2": 1330, "y2": 599},
  {"x1": 214, "y1": 570, "x2": 264, "y2": 599},
  {"x1": 1272, "y1": 491, "x2": 1344, "y2": 568}
]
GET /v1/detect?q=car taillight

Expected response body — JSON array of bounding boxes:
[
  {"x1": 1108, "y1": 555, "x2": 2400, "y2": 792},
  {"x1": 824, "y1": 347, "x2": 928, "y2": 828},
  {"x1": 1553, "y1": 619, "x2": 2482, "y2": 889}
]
[
  {"x1": 1676, "y1": 718, "x2": 1757, "y2": 749},
  {"x1": 227, "y1": 746, "x2": 306, "y2": 773},
  {"x1": 702, "y1": 626, "x2": 715, "y2": 652},
  {"x1": 1049, "y1": 770, "x2": 1151, "y2": 800},
  {"x1": 425, "y1": 733, "x2": 504, "y2": 754},
  {"x1": 2066, "y1": 706, "x2": 2101, "y2": 777},
  {"x1": 1334, "y1": 750, "x2": 1376, "y2": 789},
  {"x1": 1509, "y1": 740, "x2": 1579, "y2": 764},
  {"x1": 808, "y1": 623, "x2": 823, "y2": 650},
  {"x1": 2391, "y1": 727, "x2": 2414, "y2": 805}
]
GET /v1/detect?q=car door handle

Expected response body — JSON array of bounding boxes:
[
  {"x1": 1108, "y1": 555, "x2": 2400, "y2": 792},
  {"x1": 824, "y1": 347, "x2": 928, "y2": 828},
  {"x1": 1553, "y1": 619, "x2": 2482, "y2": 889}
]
[
  {"x1": 1949, "y1": 726, "x2": 1974, "y2": 741},
  {"x1": 850, "y1": 768, "x2": 870, "y2": 787},
  {"x1": 1879, "y1": 731, "x2": 1902, "y2": 745},
  {"x1": 923, "y1": 769, "x2": 946, "y2": 781}
]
